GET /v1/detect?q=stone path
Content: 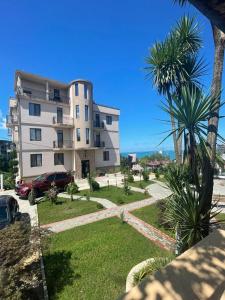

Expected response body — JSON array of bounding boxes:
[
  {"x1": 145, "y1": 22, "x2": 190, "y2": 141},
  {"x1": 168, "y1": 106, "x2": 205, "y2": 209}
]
[
  {"x1": 41, "y1": 197, "x2": 157, "y2": 233},
  {"x1": 58, "y1": 192, "x2": 118, "y2": 209},
  {"x1": 124, "y1": 212, "x2": 175, "y2": 251}
]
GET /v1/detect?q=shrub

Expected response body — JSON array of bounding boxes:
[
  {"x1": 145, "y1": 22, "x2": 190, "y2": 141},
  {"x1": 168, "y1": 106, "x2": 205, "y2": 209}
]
[
  {"x1": 86, "y1": 193, "x2": 90, "y2": 201},
  {"x1": 28, "y1": 188, "x2": 36, "y2": 205},
  {"x1": 66, "y1": 182, "x2": 79, "y2": 201},
  {"x1": 45, "y1": 182, "x2": 58, "y2": 204},
  {"x1": 120, "y1": 211, "x2": 126, "y2": 223},
  {"x1": 156, "y1": 199, "x2": 171, "y2": 230},
  {"x1": 127, "y1": 173, "x2": 134, "y2": 183},
  {"x1": 88, "y1": 175, "x2": 100, "y2": 191},
  {"x1": 155, "y1": 170, "x2": 160, "y2": 179},
  {"x1": 139, "y1": 182, "x2": 143, "y2": 189},
  {"x1": 133, "y1": 257, "x2": 172, "y2": 286},
  {"x1": 142, "y1": 171, "x2": 149, "y2": 182},
  {"x1": 0, "y1": 220, "x2": 42, "y2": 299},
  {"x1": 123, "y1": 179, "x2": 131, "y2": 195},
  {"x1": 117, "y1": 198, "x2": 125, "y2": 205},
  {"x1": 3, "y1": 173, "x2": 15, "y2": 190},
  {"x1": 96, "y1": 203, "x2": 104, "y2": 209}
]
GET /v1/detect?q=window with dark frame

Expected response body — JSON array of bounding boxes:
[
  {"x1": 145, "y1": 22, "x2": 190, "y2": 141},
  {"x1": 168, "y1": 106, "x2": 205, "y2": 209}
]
[
  {"x1": 30, "y1": 154, "x2": 42, "y2": 167},
  {"x1": 85, "y1": 105, "x2": 89, "y2": 121},
  {"x1": 54, "y1": 153, "x2": 64, "y2": 165},
  {"x1": 29, "y1": 103, "x2": 41, "y2": 116},
  {"x1": 30, "y1": 128, "x2": 41, "y2": 141},
  {"x1": 54, "y1": 89, "x2": 60, "y2": 100},
  {"x1": 76, "y1": 128, "x2": 81, "y2": 142},
  {"x1": 103, "y1": 151, "x2": 109, "y2": 161},
  {"x1": 75, "y1": 83, "x2": 79, "y2": 96},
  {"x1": 76, "y1": 105, "x2": 80, "y2": 118},
  {"x1": 86, "y1": 128, "x2": 90, "y2": 144},
  {"x1": 106, "y1": 115, "x2": 112, "y2": 125},
  {"x1": 84, "y1": 84, "x2": 88, "y2": 99}
]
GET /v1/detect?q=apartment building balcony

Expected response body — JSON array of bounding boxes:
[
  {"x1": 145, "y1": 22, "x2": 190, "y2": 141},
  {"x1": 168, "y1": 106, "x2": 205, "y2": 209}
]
[
  {"x1": 6, "y1": 115, "x2": 18, "y2": 127},
  {"x1": 53, "y1": 140, "x2": 74, "y2": 150},
  {"x1": 94, "y1": 141, "x2": 105, "y2": 148},
  {"x1": 52, "y1": 116, "x2": 74, "y2": 128},
  {"x1": 20, "y1": 88, "x2": 70, "y2": 104},
  {"x1": 93, "y1": 120, "x2": 104, "y2": 130}
]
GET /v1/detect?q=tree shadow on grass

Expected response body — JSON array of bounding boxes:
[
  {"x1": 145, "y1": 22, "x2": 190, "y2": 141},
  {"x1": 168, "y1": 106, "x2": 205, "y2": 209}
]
[{"x1": 44, "y1": 250, "x2": 80, "y2": 299}]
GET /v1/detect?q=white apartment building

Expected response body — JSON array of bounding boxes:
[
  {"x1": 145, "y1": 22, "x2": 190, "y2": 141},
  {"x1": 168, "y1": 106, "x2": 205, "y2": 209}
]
[{"x1": 7, "y1": 71, "x2": 120, "y2": 181}]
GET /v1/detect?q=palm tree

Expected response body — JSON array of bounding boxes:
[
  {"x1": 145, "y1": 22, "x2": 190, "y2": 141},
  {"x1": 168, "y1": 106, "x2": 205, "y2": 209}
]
[
  {"x1": 145, "y1": 16, "x2": 205, "y2": 164},
  {"x1": 162, "y1": 86, "x2": 223, "y2": 254},
  {"x1": 174, "y1": 0, "x2": 225, "y2": 238}
]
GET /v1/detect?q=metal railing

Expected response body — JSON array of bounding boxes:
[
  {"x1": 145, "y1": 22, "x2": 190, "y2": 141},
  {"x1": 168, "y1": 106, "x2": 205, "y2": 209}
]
[
  {"x1": 21, "y1": 88, "x2": 70, "y2": 104},
  {"x1": 52, "y1": 116, "x2": 74, "y2": 126},
  {"x1": 94, "y1": 141, "x2": 105, "y2": 148},
  {"x1": 53, "y1": 140, "x2": 74, "y2": 149},
  {"x1": 93, "y1": 120, "x2": 104, "y2": 129}
]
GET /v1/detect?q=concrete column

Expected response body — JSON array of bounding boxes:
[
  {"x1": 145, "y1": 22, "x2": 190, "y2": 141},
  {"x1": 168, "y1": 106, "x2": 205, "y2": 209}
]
[
  {"x1": 46, "y1": 81, "x2": 49, "y2": 100},
  {"x1": 0, "y1": 174, "x2": 3, "y2": 191}
]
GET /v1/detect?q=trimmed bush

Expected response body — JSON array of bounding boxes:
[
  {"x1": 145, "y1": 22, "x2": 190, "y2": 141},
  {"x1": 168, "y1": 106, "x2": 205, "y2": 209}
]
[
  {"x1": 45, "y1": 182, "x2": 58, "y2": 204},
  {"x1": 66, "y1": 182, "x2": 79, "y2": 201},
  {"x1": 142, "y1": 171, "x2": 149, "y2": 182},
  {"x1": 28, "y1": 188, "x2": 36, "y2": 205},
  {"x1": 127, "y1": 173, "x2": 134, "y2": 183}
]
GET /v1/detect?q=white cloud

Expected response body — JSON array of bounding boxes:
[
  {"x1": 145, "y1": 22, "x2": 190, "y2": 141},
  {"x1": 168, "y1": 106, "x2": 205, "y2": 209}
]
[{"x1": 0, "y1": 110, "x2": 7, "y2": 130}]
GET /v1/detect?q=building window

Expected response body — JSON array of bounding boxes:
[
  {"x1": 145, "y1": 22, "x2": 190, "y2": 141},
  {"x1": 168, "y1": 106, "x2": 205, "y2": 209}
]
[
  {"x1": 75, "y1": 83, "x2": 79, "y2": 96},
  {"x1": 76, "y1": 128, "x2": 81, "y2": 142},
  {"x1": 30, "y1": 128, "x2": 41, "y2": 141},
  {"x1": 54, "y1": 153, "x2": 64, "y2": 165},
  {"x1": 103, "y1": 151, "x2": 109, "y2": 161},
  {"x1": 86, "y1": 128, "x2": 90, "y2": 144},
  {"x1": 54, "y1": 89, "x2": 60, "y2": 100},
  {"x1": 106, "y1": 115, "x2": 112, "y2": 125},
  {"x1": 75, "y1": 105, "x2": 80, "y2": 118},
  {"x1": 84, "y1": 84, "x2": 88, "y2": 99},
  {"x1": 29, "y1": 103, "x2": 41, "y2": 116},
  {"x1": 85, "y1": 105, "x2": 89, "y2": 121},
  {"x1": 30, "y1": 154, "x2": 42, "y2": 167}
]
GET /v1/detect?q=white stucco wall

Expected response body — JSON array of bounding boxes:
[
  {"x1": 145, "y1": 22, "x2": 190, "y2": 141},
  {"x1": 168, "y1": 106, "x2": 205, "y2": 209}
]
[{"x1": 22, "y1": 151, "x2": 73, "y2": 178}]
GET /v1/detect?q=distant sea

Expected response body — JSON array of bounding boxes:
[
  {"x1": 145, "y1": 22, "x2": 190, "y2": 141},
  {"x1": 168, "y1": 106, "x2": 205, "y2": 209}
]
[{"x1": 121, "y1": 150, "x2": 175, "y2": 160}]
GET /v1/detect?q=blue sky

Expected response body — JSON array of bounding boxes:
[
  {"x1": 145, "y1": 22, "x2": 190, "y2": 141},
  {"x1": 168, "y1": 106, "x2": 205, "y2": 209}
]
[{"x1": 0, "y1": 0, "x2": 224, "y2": 152}]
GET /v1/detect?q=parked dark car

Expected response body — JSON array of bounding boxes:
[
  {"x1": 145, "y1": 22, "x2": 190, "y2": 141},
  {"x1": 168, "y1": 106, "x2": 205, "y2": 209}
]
[
  {"x1": 16, "y1": 172, "x2": 73, "y2": 198},
  {"x1": 0, "y1": 195, "x2": 20, "y2": 229}
]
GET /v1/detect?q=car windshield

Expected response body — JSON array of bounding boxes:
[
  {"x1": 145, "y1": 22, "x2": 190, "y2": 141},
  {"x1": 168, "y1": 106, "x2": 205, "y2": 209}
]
[
  {"x1": 34, "y1": 174, "x2": 46, "y2": 182},
  {"x1": 0, "y1": 206, "x2": 8, "y2": 223}
]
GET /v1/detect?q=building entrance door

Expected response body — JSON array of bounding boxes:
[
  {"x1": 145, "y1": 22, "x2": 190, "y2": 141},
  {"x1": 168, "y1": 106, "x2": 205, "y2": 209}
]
[{"x1": 81, "y1": 160, "x2": 90, "y2": 178}]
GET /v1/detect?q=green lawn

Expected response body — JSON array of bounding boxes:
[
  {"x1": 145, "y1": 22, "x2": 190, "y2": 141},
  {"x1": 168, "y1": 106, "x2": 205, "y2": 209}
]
[
  {"x1": 132, "y1": 203, "x2": 175, "y2": 238},
  {"x1": 38, "y1": 198, "x2": 103, "y2": 225},
  {"x1": 128, "y1": 180, "x2": 155, "y2": 189},
  {"x1": 216, "y1": 213, "x2": 225, "y2": 222},
  {"x1": 43, "y1": 218, "x2": 170, "y2": 300},
  {"x1": 79, "y1": 186, "x2": 149, "y2": 205}
]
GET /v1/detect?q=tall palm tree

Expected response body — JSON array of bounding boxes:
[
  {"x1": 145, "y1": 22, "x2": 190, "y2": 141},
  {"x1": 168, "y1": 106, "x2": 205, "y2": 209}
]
[
  {"x1": 145, "y1": 16, "x2": 205, "y2": 164},
  {"x1": 174, "y1": 0, "x2": 225, "y2": 238}
]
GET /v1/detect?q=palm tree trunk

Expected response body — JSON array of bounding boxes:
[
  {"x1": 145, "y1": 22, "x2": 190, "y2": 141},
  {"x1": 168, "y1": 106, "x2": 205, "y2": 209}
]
[
  {"x1": 201, "y1": 25, "x2": 225, "y2": 236},
  {"x1": 166, "y1": 89, "x2": 181, "y2": 164}
]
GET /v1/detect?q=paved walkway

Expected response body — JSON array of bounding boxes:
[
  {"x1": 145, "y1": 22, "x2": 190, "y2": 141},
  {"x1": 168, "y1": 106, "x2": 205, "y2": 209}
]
[
  {"x1": 41, "y1": 181, "x2": 172, "y2": 233},
  {"x1": 124, "y1": 212, "x2": 175, "y2": 251},
  {"x1": 41, "y1": 197, "x2": 157, "y2": 233}
]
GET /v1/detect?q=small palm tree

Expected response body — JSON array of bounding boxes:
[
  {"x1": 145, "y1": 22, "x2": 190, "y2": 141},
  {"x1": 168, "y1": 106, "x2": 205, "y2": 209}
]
[
  {"x1": 145, "y1": 16, "x2": 205, "y2": 164},
  {"x1": 165, "y1": 164, "x2": 221, "y2": 254}
]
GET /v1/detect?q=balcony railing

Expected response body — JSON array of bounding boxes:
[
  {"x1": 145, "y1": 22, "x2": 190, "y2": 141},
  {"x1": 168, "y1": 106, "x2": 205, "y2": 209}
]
[
  {"x1": 20, "y1": 88, "x2": 70, "y2": 104},
  {"x1": 93, "y1": 120, "x2": 104, "y2": 129},
  {"x1": 52, "y1": 116, "x2": 74, "y2": 127},
  {"x1": 53, "y1": 140, "x2": 74, "y2": 149},
  {"x1": 6, "y1": 115, "x2": 18, "y2": 127},
  {"x1": 94, "y1": 141, "x2": 105, "y2": 148}
]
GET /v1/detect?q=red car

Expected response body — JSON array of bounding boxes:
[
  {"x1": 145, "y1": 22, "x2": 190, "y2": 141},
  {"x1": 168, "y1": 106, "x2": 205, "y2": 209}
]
[{"x1": 16, "y1": 172, "x2": 73, "y2": 198}]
